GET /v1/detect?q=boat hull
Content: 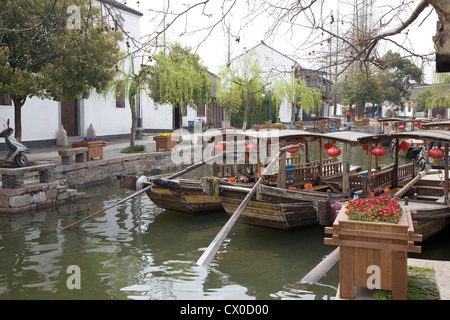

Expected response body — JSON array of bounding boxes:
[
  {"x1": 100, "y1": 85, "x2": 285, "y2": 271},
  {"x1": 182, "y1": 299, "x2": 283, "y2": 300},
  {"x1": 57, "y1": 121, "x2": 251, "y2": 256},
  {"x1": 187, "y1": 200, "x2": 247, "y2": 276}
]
[
  {"x1": 219, "y1": 185, "x2": 338, "y2": 230},
  {"x1": 146, "y1": 179, "x2": 223, "y2": 214},
  {"x1": 399, "y1": 199, "x2": 450, "y2": 241}
]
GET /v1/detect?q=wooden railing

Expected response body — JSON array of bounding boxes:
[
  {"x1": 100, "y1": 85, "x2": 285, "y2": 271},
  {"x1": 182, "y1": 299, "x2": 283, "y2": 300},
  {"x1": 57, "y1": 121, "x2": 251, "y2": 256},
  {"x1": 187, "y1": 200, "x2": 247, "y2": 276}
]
[
  {"x1": 285, "y1": 161, "x2": 343, "y2": 186},
  {"x1": 348, "y1": 162, "x2": 415, "y2": 192}
]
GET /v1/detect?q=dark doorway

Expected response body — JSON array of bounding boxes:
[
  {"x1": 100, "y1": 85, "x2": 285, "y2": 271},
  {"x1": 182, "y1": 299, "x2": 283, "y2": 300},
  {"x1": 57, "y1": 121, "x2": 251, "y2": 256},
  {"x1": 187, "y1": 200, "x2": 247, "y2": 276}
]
[
  {"x1": 61, "y1": 99, "x2": 79, "y2": 136},
  {"x1": 173, "y1": 105, "x2": 182, "y2": 130}
]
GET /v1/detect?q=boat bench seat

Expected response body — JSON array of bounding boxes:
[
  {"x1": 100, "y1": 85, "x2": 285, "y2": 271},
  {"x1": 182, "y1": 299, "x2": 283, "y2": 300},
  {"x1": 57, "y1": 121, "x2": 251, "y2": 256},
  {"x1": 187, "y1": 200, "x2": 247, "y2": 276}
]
[{"x1": 58, "y1": 147, "x2": 89, "y2": 165}]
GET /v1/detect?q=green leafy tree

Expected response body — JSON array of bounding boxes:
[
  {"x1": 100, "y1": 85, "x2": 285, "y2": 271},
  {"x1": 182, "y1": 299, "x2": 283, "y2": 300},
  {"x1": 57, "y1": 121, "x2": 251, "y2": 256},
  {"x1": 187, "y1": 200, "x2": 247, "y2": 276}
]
[
  {"x1": 377, "y1": 50, "x2": 422, "y2": 105},
  {"x1": 104, "y1": 55, "x2": 149, "y2": 147},
  {"x1": 0, "y1": 0, "x2": 122, "y2": 140},
  {"x1": 147, "y1": 42, "x2": 212, "y2": 124},
  {"x1": 342, "y1": 69, "x2": 384, "y2": 119},
  {"x1": 414, "y1": 88, "x2": 434, "y2": 112},
  {"x1": 274, "y1": 78, "x2": 322, "y2": 125},
  {"x1": 218, "y1": 51, "x2": 280, "y2": 130}
]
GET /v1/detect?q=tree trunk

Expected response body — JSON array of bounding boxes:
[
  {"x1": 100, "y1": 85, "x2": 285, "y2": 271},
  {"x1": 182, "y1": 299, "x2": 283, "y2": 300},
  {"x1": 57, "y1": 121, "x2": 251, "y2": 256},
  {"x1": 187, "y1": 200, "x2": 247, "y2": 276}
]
[
  {"x1": 129, "y1": 90, "x2": 137, "y2": 148},
  {"x1": 241, "y1": 91, "x2": 251, "y2": 130},
  {"x1": 356, "y1": 100, "x2": 365, "y2": 120},
  {"x1": 430, "y1": 0, "x2": 450, "y2": 59},
  {"x1": 12, "y1": 97, "x2": 26, "y2": 141}
]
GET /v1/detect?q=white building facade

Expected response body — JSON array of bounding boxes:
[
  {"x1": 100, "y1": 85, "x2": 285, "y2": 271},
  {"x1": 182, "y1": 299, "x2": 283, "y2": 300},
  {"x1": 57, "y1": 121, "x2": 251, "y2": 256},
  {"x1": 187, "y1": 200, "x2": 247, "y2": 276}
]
[{"x1": 0, "y1": 0, "x2": 178, "y2": 147}]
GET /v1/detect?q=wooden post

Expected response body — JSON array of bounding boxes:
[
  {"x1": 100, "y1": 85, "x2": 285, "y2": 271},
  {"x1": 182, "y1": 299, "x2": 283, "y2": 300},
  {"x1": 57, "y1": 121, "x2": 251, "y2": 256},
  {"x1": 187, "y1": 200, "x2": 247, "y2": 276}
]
[
  {"x1": 278, "y1": 140, "x2": 287, "y2": 189},
  {"x1": 392, "y1": 139, "x2": 399, "y2": 188},
  {"x1": 342, "y1": 143, "x2": 349, "y2": 194},
  {"x1": 318, "y1": 139, "x2": 323, "y2": 183},
  {"x1": 445, "y1": 144, "x2": 449, "y2": 203},
  {"x1": 365, "y1": 144, "x2": 373, "y2": 196}
]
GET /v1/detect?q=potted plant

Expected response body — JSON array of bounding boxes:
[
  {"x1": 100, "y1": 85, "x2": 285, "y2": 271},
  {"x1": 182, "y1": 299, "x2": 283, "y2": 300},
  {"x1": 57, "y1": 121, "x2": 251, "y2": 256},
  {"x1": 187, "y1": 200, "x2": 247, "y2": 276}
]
[
  {"x1": 209, "y1": 121, "x2": 215, "y2": 129},
  {"x1": 72, "y1": 137, "x2": 106, "y2": 161},
  {"x1": 325, "y1": 195, "x2": 422, "y2": 300},
  {"x1": 153, "y1": 132, "x2": 177, "y2": 151}
]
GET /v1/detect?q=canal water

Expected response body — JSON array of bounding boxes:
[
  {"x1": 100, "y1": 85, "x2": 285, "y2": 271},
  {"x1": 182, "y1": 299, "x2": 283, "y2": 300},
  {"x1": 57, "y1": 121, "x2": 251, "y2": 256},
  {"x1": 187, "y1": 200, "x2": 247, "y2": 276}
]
[{"x1": 1, "y1": 145, "x2": 450, "y2": 300}]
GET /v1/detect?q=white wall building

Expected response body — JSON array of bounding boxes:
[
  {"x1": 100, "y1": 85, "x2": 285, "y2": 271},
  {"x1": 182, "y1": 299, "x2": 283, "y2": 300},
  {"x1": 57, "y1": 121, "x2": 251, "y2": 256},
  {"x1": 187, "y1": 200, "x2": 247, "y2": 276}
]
[
  {"x1": 0, "y1": 0, "x2": 177, "y2": 147},
  {"x1": 228, "y1": 41, "x2": 329, "y2": 124}
]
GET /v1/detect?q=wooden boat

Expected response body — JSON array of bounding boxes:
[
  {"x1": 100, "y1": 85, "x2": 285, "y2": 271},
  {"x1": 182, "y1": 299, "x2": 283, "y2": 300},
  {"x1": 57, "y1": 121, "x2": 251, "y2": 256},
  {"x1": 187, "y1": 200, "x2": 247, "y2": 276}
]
[
  {"x1": 117, "y1": 162, "x2": 240, "y2": 214},
  {"x1": 203, "y1": 130, "x2": 367, "y2": 230},
  {"x1": 207, "y1": 129, "x2": 450, "y2": 240},
  {"x1": 357, "y1": 130, "x2": 450, "y2": 240}
]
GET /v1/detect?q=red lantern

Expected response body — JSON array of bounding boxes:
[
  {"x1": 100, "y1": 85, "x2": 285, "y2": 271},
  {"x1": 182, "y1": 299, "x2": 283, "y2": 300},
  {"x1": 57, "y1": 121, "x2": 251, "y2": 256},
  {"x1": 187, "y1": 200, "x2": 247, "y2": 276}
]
[
  {"x1": 246, "y1": 143, "x2": 257, "y2": 151},
  {"x1": 362, "y1": 144, "x2": 374, "y2": 155},
  {"x1": 215, "y1": 143, "x2": 226, "y2": 152},
  {"x1": 429, "y1": 148, "x2": 444, "y2": 164},
  {"x1": 398, "y1": 124, "x2": 405, "y2": 131},
  {"x1": 383, "y1": 122, "x2": 389, "y2": 126},
  {"x1": 327, "y1": 146, "x2": 341, "y2": 161},
  {"x1": 371, "y1": 146, "x2": 387, "y2": 161},
  {"x1": 287, "y1": 144, "x2": 299, "y2": 154},
  {"x1": 398, "y1": 140, "x2": 411, "y2": 154},
  {"x1": 324, "y1": 142, "x2": 334, "y2": 150}
]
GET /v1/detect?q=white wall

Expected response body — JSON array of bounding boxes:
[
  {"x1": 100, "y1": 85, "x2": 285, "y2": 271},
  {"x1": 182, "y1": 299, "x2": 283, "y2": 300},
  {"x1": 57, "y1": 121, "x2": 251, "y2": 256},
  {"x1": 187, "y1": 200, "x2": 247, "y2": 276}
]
[
  {"x1": 0, "y1": 2, "x2": 159, "y2": 143},
  {"x1": 141, "y1": 95, "x2": 173, "y2": 130},
  {"x1": 230, "y1": 42, "x2": 297, "y2": 124}
]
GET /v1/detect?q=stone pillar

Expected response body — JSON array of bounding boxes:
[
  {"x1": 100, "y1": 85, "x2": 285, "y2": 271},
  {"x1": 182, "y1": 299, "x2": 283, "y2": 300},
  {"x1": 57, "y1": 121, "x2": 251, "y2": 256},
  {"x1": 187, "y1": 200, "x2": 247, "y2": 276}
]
[
  {"x1": 86, "y1": 124, "x2": 96, "y2": 140},
  {"x1": 56, "y1": 125, "x2": 69, "y2": 147}
]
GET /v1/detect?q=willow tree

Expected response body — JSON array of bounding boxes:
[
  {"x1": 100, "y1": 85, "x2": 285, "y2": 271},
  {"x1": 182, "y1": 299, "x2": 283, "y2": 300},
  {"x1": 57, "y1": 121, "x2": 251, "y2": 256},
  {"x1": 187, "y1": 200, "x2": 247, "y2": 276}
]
[
  {"x1": 218, "y1": 51, "x2": 275, "y2": 130},
  {"x1": 147, "y1": 42, "x2": 212, "y2": 128},
  {"x1": 274, "y1": 78, "x2": 322, "y2": 125},
  {"x1": 419, "y1": 72, "x2": 450, "y2": 111},
  {"x1": 0, "y1": 0, "x2": 122, "y2": 140},
  {"x1": 103, "y1": 55, "x2": 149, "y2": 148}
]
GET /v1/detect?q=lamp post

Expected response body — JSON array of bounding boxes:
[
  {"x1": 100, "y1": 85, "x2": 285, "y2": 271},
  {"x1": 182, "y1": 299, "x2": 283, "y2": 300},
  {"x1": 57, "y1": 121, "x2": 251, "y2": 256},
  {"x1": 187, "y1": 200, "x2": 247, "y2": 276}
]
[{"x1": 262, "y1": 85, "x2": 274, "y2": 123}]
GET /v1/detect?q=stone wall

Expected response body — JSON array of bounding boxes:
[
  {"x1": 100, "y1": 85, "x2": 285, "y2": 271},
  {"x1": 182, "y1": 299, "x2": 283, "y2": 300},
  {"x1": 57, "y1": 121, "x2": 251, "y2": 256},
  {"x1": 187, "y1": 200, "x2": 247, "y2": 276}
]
[{"x1": 0, "y1": 150, "x2": 187, "y2": 214}]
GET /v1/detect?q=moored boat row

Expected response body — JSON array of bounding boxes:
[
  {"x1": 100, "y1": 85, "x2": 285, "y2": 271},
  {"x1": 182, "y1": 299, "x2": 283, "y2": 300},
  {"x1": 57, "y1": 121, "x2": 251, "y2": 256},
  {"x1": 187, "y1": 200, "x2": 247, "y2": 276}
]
[{"x1": 119, "y1": 128, "x2": 450, "y2": 241}]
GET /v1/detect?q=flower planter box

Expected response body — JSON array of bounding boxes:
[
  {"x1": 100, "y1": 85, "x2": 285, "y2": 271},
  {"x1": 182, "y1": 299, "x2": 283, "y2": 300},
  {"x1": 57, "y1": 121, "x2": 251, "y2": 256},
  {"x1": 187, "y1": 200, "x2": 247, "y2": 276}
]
[
  {"x1": 71, "y1": 140, "x2": 106, "y2": 161},
  {"x1": 324, "y1": 204, "x2": 422, "y2": 300},
  {"x1": 354, "y1": 120, "x2": 364, "y2": 127},
  {"x1": 153, "y1": 135, "x2": 177, "y2": 151}
]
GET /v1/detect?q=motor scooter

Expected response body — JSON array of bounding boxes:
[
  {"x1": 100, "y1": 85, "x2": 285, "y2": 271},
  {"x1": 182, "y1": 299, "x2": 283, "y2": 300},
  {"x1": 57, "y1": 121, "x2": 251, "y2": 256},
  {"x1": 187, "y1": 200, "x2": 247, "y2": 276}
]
[{"x1": 0, "y1": 119, "x2": 29, "y2": 167}]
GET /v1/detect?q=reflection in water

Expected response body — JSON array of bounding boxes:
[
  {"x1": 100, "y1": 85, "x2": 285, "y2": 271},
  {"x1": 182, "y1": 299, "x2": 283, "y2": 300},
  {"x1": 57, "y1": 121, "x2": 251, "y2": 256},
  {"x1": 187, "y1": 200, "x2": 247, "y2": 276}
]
[
  {"x1": 0, "y1": 182, "x2": 339, "y2": 300},
  {"x1": 1, "y1": 144, "x2": 449, "y2": 300}
]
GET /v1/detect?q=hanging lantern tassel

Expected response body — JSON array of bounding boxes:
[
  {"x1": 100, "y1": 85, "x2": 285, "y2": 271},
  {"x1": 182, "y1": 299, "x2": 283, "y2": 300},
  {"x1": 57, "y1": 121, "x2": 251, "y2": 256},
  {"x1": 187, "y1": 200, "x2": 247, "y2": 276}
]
[
  {"x1": 371, "y1": 146, "x2": 387, "y2": 162},
  {"x1": 429, "y1": 147, "x2": 444, "y2": 164},
  {"x1": 362, "y1": 144, "x2": 369, "y2": 155},
  {"x1": 327, "y1": 146, "x2": 341, "y2": 162}
]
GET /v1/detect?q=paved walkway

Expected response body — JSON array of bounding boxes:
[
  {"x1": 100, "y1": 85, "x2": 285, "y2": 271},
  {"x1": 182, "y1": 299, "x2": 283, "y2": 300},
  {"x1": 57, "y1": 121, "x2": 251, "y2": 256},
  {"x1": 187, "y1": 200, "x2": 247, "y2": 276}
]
[{"x1": 25, "y1": 135, "x2": 157, "y2": 164}]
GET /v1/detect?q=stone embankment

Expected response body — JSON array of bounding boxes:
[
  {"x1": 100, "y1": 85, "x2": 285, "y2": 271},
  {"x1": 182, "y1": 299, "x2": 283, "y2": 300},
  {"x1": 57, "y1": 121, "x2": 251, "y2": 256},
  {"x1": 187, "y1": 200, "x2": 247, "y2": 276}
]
[{"x1": 0, "y1": 148, "x2": 182, "y2": 214}]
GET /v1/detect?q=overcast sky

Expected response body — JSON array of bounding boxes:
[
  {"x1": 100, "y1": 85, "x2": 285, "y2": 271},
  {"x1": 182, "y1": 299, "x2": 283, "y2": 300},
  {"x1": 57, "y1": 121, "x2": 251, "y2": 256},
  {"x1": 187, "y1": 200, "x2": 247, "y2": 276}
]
[{"x1": 125, "y1": 0, "x2": 438, "y2": 83}]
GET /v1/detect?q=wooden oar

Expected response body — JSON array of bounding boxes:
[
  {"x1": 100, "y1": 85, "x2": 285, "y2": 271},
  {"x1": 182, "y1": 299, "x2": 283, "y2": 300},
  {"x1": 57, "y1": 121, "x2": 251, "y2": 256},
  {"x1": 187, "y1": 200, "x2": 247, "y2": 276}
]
[
  {"x1": 394, "y1": 169, "x2": 440, "y2": 198},
  {"x1": 300, "y1": 247, "x2": 340, "y2": 284},
  {"x1": 196, "y1": 144, "x2": 300, "y2": 267},
  {"x1": 58, "y1": 150, "x2": 230, "y2": 231}
]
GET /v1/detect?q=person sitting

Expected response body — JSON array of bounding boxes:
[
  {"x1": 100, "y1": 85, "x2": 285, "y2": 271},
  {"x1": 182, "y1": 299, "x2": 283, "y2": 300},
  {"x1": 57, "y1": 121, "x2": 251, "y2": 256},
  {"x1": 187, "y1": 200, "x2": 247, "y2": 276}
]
[{"x1": 235, "y1": 152, "x2": 257, "y2": 183}]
